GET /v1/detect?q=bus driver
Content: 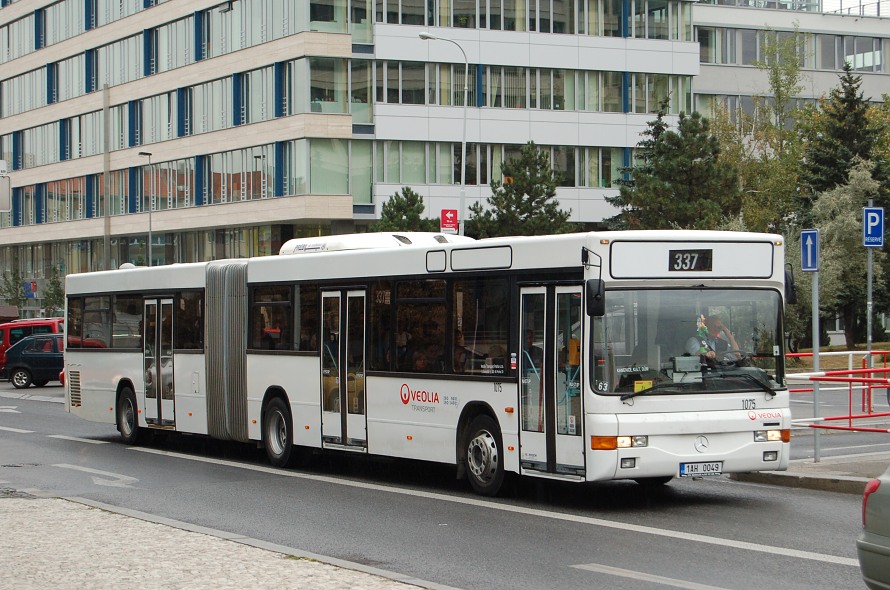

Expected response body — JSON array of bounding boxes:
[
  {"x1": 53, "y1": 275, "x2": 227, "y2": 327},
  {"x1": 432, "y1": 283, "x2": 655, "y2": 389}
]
[{"x1": 686, "y1": 314, "x2": 741, "y2": 365}]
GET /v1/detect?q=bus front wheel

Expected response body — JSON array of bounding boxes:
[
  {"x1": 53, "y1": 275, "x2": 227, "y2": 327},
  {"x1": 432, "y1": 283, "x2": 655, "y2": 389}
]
[
  {"x1": 465, "y1": 415, "x2": 505, "y2": 497},
  {"x1": 117, "y1": 387, "x2": 140, "y2": 445},
  {"x1": 263, "y1": 397, "x2": 293, "y2": 468}
]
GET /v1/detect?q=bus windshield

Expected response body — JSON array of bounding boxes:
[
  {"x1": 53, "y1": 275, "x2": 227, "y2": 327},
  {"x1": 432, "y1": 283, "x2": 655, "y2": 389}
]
[{"x1": 591, "y1": 288, "x2": 784, "y2": 396}]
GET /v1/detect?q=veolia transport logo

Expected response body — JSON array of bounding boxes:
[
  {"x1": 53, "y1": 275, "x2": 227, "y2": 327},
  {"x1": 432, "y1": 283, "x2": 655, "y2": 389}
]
[
  {"x1": 400, "y1": 383, "x2": 440, "y2": 405},
  {"x1": 400, "y1": 384, "x2": 411, "y2": 404},
  {"x1": 748, "y1": 410, "x2": 783, "y2": 420}
]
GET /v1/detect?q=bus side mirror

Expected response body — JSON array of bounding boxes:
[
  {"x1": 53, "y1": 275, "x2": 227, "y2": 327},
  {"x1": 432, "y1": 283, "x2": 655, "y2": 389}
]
[
  {"x1": 586, "y1": 279, "x2": 605, "y2": 317},
  {"x1": 785, "y1": 267, "x2": 797, "y2": 305}
]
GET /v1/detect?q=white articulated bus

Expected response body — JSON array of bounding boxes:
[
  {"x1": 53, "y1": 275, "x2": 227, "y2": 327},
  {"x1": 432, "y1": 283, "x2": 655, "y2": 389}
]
[{"x1": 64, "y1": 230, "x2": 793, "y2": 496}]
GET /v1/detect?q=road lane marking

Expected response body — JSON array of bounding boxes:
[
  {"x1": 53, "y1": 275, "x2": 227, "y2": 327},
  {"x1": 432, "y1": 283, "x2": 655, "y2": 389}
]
[
  {"x1": 573, "y1": 563, "x2": 731, "y2": 589},
  {"x1": 0, "y1": 426, "x2": 34, "y2": 433},
  {"x1": 53, "y1": 464, "x2": 138, "y2": 488},
  {"x1": 25, "y1": 395, "x2": 64, "y2": 404},
  {"x1": 0, "y1": 406, "x2": 20, "y2": 413},
  {"x1": 131, "y1": 447, "x2": 858, "y2": 567},
  {"x1": 48, "y1": 435, "x2": 109, "y2": 445},
  {"x1": 0, "y1": 392, "x2": 64, "y2": 403}
]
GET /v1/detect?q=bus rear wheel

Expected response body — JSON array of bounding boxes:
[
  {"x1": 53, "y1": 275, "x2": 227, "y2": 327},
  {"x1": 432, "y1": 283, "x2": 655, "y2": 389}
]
[
  {"x1": 465, "y1": 415, "x2": 504, "y2": 496},
  {"x1": 117, "y1": 387, "x2": 140, "y2": 445},
  {"x1": 263, "y1": 397, "x2": 293, "y2": 468}
]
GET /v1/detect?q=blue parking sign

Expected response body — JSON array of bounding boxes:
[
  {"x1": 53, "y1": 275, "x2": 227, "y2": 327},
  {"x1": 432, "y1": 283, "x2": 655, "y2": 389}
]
[
  {"x1": 801, "y1": 229, "x2": 819, "y2": 272},
  {"x1": 864, "y1": 207, "x2": 884, "y2": 248}
]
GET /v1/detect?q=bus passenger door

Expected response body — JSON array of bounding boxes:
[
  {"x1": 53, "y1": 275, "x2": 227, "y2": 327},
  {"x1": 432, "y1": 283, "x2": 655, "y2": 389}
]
[
  {"x1": 519, "y1": 286, "x2": 584, "y2": 478},
  {"x1": 143, "y1": 297, "x2": 175, "y2": 427},
  {"x1": 321, "y1": 290, "x2": 367, "y2": 449}
]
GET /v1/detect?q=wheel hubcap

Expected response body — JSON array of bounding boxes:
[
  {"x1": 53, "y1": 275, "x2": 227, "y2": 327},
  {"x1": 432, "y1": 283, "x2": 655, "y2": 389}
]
[
  {"x1": 267, "y1": 409, "x2": 286, "y2": 455},
  {"x1": 467, "y1": 429, "x2": 498, "y2": 482},
  {"x1": 13, "y1": 372, "x2": 27, "y2": 387},
  {"x1": 121, "y1": 400, "x2": 134, "y2": 436}
]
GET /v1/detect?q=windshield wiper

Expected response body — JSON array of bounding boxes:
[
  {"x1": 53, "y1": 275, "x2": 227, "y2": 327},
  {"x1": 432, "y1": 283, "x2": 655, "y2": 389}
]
[
  {"x1": 620, "y1": 371, "x2": 778, "y2": 402},
  {"x1": 704, "y1": 371, "x2": 777, "y2": 399},
  {"x1": 619, "y1": 382, "x2": 688, "y2": 401}
]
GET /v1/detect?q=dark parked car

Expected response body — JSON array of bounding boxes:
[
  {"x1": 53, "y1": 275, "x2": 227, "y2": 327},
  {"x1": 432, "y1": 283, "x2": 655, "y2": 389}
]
[
  {"x1": 0, "y1": 334, "x2": 64, "y2": 389},
  {"x1": 858, "y1": 464, "x2": 890, "y2": 589}
]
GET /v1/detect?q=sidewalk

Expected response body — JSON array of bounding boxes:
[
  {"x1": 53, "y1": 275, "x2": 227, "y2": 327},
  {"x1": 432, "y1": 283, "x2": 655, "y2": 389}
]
[
  {"x1": 731, "y1": 451, "x2": 890, "y2": 494},
  {"x1": 0, "y1": 491, "x2": 447, "y2": 590}
]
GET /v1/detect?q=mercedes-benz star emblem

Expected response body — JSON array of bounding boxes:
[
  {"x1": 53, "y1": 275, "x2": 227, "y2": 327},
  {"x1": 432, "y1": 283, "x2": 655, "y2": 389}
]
[{"x1": 694, "y1": 435, "x2": 710, "y2": 453}]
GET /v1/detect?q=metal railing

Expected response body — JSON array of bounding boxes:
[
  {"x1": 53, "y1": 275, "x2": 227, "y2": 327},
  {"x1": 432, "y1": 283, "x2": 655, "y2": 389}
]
[{"x1": 787, "y1": 350, "x2": 890, "y2": 432}]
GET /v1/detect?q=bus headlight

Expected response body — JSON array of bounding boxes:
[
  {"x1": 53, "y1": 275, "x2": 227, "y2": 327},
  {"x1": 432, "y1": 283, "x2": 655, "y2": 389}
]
[
  {"x1": 754, "y1": 430, "x2": 790, "y2": 443},
  {"x1": 617, "y1": 435, "x2": 648, "y2": 448},
  {"x1": 591, "y1": 435, "x2": 648, "y2": 450}
]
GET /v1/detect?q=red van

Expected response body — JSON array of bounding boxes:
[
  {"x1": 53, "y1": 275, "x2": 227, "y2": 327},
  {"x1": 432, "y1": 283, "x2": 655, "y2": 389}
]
[{"x1": 0, "y1": 318, "x2": 65, "y2": 374}]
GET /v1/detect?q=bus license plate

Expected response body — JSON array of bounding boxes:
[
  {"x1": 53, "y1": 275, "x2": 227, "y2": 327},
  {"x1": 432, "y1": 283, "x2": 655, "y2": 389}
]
[{"x1": 679, "y1": 461, "x2": 723, "y2": 477}]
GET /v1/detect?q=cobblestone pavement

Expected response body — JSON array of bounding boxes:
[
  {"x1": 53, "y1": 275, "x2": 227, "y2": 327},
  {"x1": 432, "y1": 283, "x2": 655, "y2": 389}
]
[{"x1": 0, "y1": 494, "x2": 428, "y2": 590}]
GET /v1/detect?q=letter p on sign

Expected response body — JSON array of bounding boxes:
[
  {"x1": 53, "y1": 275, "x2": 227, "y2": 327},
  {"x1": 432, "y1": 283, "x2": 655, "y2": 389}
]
[{"x1": 864, "y1": 207, "x2": 884, "y2": 248}]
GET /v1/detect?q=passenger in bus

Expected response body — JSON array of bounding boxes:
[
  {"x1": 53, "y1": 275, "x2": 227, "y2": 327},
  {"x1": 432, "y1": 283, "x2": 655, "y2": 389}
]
[
  {"x1": 524, "y1": 330, "x2": 544, "y2": 371},
  {"x1": 396, "y1": 327, "x2": 412, "y2": 367},
  {"x1": 454, "y1": 330, "x2": 470, "y2": 373},
  {"x1": 251, "y1": 314, "x2": 265, "y2": 349},
  {"x1": 413, "y1": 351, "x2": 429, "y2": 372},
  {"x1": 685, "y1": 315, "x2": 741, "y2": 365},
  {"x1": 261, "y1": 329, "x2": 275, "y2": 350},
  {"x1": 299, "y1": 326, "x2": 313, "y2": 351},
  {"x1": 323, "y1": 329, "x2": 338, "y2": 365}
]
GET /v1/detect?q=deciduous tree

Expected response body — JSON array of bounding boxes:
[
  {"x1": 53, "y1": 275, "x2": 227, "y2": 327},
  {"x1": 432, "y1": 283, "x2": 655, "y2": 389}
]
[
  {"x1": 811, "y1": 159, "x2": 884, "y2": 348},
  {"x1": 0, "y1": 265, "x2": 25, "y2": 316},
  {"x1": 43, "y1": 266, "x2": 65, "y2": 317}
]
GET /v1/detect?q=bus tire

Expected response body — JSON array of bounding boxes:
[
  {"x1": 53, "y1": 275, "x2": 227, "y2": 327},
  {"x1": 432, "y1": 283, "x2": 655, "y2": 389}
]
[
  {"x1": 465, "y1": 415, "x2": 504, "y2": 497},
  {"x1": 263, "y1": 397, "x2": 293, "y2": 468},
  {"x1": 117, "y1": 387, "x2": 141, "y2": 445}
]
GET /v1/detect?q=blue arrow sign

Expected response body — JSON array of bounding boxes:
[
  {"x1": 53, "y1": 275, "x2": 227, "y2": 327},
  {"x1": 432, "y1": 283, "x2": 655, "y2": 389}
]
[
  {"x1": 864, "y1": 207, "x2": 884, "y2": 248},
  {"x1": 801, "y1": 229, "x2": 819, "y2": 272}
]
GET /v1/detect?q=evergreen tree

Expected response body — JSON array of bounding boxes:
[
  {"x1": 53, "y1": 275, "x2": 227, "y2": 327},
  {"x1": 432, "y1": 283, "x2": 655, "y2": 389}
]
[
  {"x1": 607, "y1": 111, "x2": 741, "y2": 230},
  {"x1": 371, "y1": 187, "x2": 439, "y2": 232},
  {"x1": 609, "y1": 96, "x2": 671, "y2": 223},
  {"x1": 868, "y1": 94, "x2": 890, "y2": 198},
  {"x1": 43, "y1": 266, "x2": 65, "y2": 317},
  {"x1": 465, "y1": 141, "x2": 574, "y2": 238},
  {"x1": 801, "y1": 62, "x2": 874, "y2": 198}
]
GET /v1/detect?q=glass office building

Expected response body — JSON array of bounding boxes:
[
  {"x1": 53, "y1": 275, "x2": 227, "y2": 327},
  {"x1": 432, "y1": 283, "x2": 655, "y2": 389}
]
[{"x1": 0, "y1": 0, "x2": 886, "y2": 316}]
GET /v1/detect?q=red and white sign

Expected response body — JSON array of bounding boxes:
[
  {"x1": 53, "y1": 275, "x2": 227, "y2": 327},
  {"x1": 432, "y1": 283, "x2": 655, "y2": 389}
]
[{"x1": 441, "y1": 209, "x2": 459, "y2": 234}]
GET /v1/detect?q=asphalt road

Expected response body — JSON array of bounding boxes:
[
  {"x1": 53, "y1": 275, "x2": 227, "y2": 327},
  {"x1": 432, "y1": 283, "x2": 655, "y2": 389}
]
[{"x1": 0, "y1": 382, "x2": 870, "y2": 590}]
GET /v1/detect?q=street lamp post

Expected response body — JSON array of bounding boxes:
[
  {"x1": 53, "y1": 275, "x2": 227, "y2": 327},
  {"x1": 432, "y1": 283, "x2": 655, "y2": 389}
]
[
  {"x1": 419, "y1": 31, "x2": 468, "y2": 236},
  {"x1": 138, "y1": 151, "x2": 153, "y2": 266}
]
